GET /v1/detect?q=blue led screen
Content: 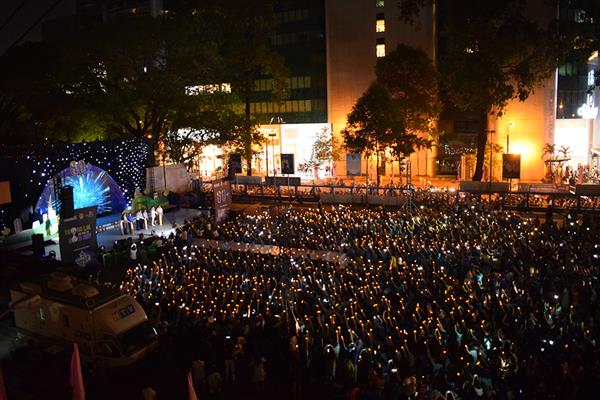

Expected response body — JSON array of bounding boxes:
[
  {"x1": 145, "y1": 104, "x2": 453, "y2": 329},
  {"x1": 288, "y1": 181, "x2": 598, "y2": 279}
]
[{"x1": 35, "y1": 164, "x2": 127, "y2": 216}]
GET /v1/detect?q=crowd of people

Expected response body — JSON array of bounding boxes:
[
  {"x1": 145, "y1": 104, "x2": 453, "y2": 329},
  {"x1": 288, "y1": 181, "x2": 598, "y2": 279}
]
[{"x1": 120, "y1": 202, "x2": 600, "y2": 399}]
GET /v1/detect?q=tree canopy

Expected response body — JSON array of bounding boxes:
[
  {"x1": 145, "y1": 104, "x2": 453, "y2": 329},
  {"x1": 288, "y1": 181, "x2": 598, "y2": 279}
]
[
  {"x1": 439, "y1": 0, "x2": 565, "y2": 180},
  {"x1": 343, "y1": 45, "x2": 439, "y2": 184},
  {"x1": 0, "y1": 1, "x2": 285, "y2": 172},
  {"x1": 212, "y1": 0, "x2": 287, "y2": 175},
  {"x1": 298, "y1": 126, "x2": 342, "y2": 179}
]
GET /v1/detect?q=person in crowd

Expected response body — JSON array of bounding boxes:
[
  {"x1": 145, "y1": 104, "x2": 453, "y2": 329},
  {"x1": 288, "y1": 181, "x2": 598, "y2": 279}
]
[{"x1": 119, "y1": 199, "x2": 600, "y2": 399}]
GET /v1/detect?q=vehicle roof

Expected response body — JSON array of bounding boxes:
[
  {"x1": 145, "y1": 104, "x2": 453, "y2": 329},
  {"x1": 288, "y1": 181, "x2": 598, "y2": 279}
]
[{"x1": 17, "y1": 278, "x2": 125, "y2": 311}]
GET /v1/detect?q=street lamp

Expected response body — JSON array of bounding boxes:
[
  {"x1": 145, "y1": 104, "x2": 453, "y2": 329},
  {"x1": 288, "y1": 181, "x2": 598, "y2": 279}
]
[
  {"x1": 268, "y1": 117, "x2": 284, "y2": 177},
  {"x1": 269, "y1": 132, "x2": 276, "y2": 176},
  {"x1": 265, "y1": 137, "x2": 269, "y2": 177}
]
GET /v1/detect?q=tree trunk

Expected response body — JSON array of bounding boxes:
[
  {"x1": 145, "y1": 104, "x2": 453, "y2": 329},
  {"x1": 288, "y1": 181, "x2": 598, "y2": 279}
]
[
  {"x1": 148, "y1": 135, "x2": 159, "y2": 167},
  {"x1": 376, "y1": 150, "x2": 380, "y2": 186},
  {"x1": 472, "y1": 113, "x2": 488, "y2": 181},
  {"x1": 244, "y1": 94, "x2": 253, "y2": 176}
]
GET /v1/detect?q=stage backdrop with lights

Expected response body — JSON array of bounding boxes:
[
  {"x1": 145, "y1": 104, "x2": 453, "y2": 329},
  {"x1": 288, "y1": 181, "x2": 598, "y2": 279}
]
[
  {"x1": 35, "y1": 162, "x2": 127, "y2": 216},
  {"x1": 0, "y1": 139, "x2": 150, "y2": 230}
]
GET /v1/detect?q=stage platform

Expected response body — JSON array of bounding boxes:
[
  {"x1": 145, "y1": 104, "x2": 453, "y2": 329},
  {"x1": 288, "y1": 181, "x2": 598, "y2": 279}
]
[{"x1": 3, "y1": 208, "x2": 204, "y2": 261}]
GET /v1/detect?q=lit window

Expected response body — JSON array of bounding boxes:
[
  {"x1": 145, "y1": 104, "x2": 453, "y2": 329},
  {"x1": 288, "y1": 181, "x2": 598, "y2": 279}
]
[
  {"x1": 376, "y1": 18, "x2": 385, "y2": 32},
  {"x1": 376, "y1": 0, "x2": 384, "y2": 7},
  {"x1": 185, "y1": 83, "x2": 231, "y2": 95},
  {"x1": 376, "y1": 38, "x2": 385, "y2": 57}
]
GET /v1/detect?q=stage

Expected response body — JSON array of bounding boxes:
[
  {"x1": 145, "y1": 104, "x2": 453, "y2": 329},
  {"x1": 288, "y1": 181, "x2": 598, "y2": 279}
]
[{"x1": 2, "y1": 207, "x2": 204, "y2": 261}]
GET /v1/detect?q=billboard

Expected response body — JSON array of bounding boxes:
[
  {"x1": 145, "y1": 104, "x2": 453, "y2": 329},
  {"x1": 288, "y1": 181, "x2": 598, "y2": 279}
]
[
  {"x1": 502, "y1": 154, "x2": 521, "y2": 179},
  {"x1": 346, "y1": 153, "x2": 362, "y2": 176},
  {"x1": 59, "y1": 206, "x2": 98, "y2": 267},
  {"x1": 281, "y1": 154, "x2": 295, "y2": 174},
  {"x1": 213, "y1": 179, "x2": 232, "y2": 224}
]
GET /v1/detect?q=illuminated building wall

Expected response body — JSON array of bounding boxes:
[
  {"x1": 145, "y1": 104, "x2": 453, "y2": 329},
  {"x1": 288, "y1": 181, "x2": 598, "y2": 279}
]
[
  {"x1": 492, "y1": 75, "x2": 557, "y2": 182},
  {"x1": 325, "y1": 0, "x2": 436, "y2": 178},
  {"x1": 553, "y1": 1, "x2": 600, "y2": 176}
]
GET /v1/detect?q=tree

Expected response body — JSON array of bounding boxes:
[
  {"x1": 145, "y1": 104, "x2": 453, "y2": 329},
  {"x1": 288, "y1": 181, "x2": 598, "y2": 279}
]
[
  {"x1": 58, "y1": 16, "x2": 213, "y2": 143},
  {"x1": 343, "y1": 83, "x2": 394, "y2": 185},
  {"x1": 0, "y1": 95, "x2": 34, "y2": 144},
  {"x1": 440, "y1": 0, "x2": 565, "y2": 181},
  {"x1": 0, "y1": 41, "x2": 93, "y2": 143},
  {"x1": 213, "y1": 0, "x2": 287, "y2": 175},
  {"x1": 343, "y1": 44, "x2": 439, "y2": 185},
  {"x1": 343, "y1": 82, "x2": 419, "y2": 185},
  {"x1": 0, "y1": 8, "x2": 246, "y2": 160},
  {"x1": 396, "y1": 0, "x2": 431, "y2": 23},
  {"x1": 481, "y1": 142, "x2": 504, "y2": 181},
  {"x1": 299, "y1": 127, "x2": 342, "y2": 179},
  {"x1": 376, "y1": 44, "x2": 440, "y2": 163},
  {"x1": 164, "y1": 94, "x2": 244, "y2": 168}
]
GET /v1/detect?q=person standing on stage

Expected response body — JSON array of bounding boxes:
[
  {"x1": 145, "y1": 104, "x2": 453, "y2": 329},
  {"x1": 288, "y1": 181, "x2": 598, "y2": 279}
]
[
  {"x1": 142, "y1": 208, "x2": 149, "y2": 230},
  {"x1": 150, "y1": 206, "x2": 157, "y2": 226},
  {"x1": 157, "y1": 205, "x2": 164, "y2": 226},
  {"x1": 126, "y1": 212, "x2": 136, "y2": 234},
  {"x1": 136, "y1": 210, "x2": 144, "y2": 230}
]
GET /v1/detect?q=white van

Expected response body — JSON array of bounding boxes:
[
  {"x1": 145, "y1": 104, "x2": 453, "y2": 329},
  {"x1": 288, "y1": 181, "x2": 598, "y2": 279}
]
[{"x1": 10, "y1": 272, "x2": 157, "y2": 367}]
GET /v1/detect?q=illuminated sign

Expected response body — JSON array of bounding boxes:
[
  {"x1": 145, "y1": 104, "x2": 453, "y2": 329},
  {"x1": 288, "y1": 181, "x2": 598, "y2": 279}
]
[
  {"x1": 577, "y1": 103, "x2": 598, "y2": 119},
  {"x1": 185, "y1": 83, "x2": 231, "y2": 95},
  {"x1": 213, "y1": 179, "x2": 232, "y2": 224},
  {"x1": 577, "y1": 92, "x2": 598, "y2": 119},
  {"x1": 59, "y1": 206, "x2": 98, "y2": 266}
]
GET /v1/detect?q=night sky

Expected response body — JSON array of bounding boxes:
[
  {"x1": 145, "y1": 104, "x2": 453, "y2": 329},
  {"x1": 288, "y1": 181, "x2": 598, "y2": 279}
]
[{"x1": 0, "y1": 0, "x2": 75, "y2": 55}]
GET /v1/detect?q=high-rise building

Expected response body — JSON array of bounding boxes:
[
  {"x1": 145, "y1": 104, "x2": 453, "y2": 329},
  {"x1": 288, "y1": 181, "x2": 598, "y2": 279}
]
[
  {"x1": 249, "y1": 0, "x2": 328, "y2": 125},
  {"x1": 554, "y1": 0, "x2": 599, "y2": 171},
  {"x1": 35, "y1": 0, "x2": 599, "y2": 182},
  {"x1": 325, "y1": 0, "x2": 436, "y2": 178}
]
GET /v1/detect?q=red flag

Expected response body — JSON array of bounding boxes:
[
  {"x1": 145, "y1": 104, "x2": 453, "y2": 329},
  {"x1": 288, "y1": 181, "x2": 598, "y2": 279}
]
[
  {"x1": 0, "y1": 367, "x2": 7, "y2": 400},
  {"x1": 187, "y1": 371, "x2": 198, "y2": 400},
  {"x1": 70, "y1": 343, "x2": 85, "y2": 400}
]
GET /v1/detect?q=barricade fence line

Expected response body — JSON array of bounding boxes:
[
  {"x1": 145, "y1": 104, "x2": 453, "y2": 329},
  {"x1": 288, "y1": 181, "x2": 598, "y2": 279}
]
[{"x1": 225, "y1": 182, "x2": 600, "y2": 213}]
